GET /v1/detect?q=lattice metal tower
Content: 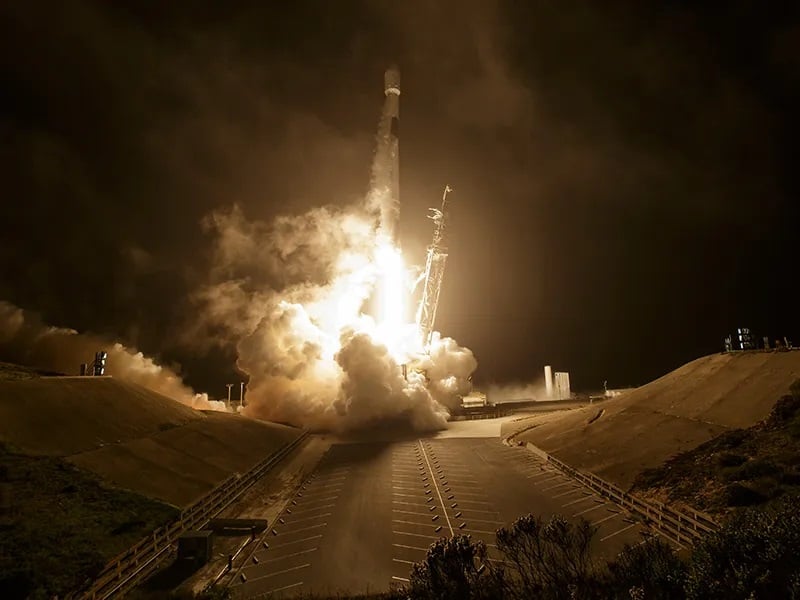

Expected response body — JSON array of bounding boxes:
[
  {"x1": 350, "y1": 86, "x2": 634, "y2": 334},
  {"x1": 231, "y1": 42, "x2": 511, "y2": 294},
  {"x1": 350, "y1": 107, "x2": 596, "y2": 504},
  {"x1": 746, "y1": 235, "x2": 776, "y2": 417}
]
[{"x1": 416, "y1": 185, "x2": 452, "y2": 350}]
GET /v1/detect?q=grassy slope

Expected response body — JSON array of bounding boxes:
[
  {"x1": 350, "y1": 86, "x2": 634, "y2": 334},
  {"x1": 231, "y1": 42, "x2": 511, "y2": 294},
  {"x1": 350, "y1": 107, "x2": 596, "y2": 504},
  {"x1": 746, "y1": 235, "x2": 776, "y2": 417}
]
[
  {"x1": 631, "y1": 386, "x2": 800, "y2": 515},
  {"x1": 514, "y1": 352, "x2": 800, "y2": 489},
  {"x1": 0, "y1": 362, "x2": 63, "y2": 380},
  {"x1": 0, "y1": 443, "x2": 178, "y2": 599},
  {"x1": 0, "y1": 377, "x2": 203, "y2": 456}
]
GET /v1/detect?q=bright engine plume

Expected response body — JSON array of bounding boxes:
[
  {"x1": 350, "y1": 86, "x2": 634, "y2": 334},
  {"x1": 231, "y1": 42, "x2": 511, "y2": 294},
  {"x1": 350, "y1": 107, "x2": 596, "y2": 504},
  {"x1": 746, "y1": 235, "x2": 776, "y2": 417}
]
[{"x1": 191, "y1": 68, "x2": 476, "y2": 432}]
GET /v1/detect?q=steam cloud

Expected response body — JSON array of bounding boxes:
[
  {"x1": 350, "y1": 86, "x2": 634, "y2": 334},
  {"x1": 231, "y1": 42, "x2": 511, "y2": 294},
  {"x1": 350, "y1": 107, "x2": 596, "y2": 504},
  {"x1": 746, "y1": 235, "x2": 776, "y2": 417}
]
[
  {"x1": 191, "y1": 193, "x2": 477, "y2": 433},
  {"x1": 488, "y1": 381, "x2": 547, "y2": 403},
  {"x1": 0, "y1": 301, "x2": 224, "y2": 411}
]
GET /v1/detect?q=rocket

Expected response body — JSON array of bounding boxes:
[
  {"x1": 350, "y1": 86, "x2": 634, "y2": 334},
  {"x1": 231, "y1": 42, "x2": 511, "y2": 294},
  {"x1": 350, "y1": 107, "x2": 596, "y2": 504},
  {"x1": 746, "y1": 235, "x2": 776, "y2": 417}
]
[{"x1": 371, "y1": 66, "x2": 401, "y2": 239}]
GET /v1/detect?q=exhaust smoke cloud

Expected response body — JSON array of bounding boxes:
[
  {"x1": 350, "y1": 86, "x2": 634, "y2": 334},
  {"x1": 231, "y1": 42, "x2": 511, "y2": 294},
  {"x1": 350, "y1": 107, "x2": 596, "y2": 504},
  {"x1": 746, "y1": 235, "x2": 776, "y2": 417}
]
[
  {"x1": 193, "y1": 189, "x2": 477, "y2": 433},
  {"x1": 0, "y1": 301, "x2": 224, "y2": 411},
  {"x1": 488, "y1": 381, "x2": 548, "y2": 404}
]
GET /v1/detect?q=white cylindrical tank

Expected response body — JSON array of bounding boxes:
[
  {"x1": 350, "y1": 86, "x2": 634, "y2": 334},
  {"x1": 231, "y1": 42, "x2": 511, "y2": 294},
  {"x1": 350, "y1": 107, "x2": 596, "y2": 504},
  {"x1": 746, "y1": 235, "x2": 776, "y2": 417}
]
[
  {"x1": 544, "y1": 365, "x2": 553, "y2": 398},
  {"x1": 554, "y1": 372, "x2": 571, "y2": 400}
]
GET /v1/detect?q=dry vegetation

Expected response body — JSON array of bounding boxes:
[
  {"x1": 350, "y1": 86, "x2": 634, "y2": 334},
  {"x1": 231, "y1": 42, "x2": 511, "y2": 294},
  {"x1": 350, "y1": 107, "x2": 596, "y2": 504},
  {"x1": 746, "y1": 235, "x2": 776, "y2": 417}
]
[
  {"x1": 632, "y1": 380, "x2": 800, "y2": 514},
  {"x1": 0, "y1": 362, "x2": 62, "y2": 381},
  {"x1": 0, "y1": 442, "x2": 178, "y2": 598}
]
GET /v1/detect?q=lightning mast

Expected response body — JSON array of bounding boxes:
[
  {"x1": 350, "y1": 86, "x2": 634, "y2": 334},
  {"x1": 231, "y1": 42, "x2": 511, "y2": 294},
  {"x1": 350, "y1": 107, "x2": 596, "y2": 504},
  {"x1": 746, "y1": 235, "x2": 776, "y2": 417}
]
[{"x1": 416, "y1": 185, "x2": 452, "y2": 350}]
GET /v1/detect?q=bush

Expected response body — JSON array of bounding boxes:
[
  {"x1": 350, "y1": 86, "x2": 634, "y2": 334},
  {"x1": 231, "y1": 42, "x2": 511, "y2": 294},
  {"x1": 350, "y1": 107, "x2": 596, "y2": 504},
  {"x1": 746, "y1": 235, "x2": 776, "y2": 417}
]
[
  {"x1": 724, "y1": 459, "x2": 782, "y2": 482},
  {"x1": 717, "y1": 429, "x2": 748, "y2": 449},
  {"x1": 407, "y1": 535, "x2": 502, "y2": 600},
  {"x1": 723, "y1": 482, "x2": 767, "y2": 506},
  {"x1": 605, "y1": 536, "x2": 686, "y2": 599},
  {"x1": 716, "y1": 452, "x2": 747, "y2": 467},
  {"x1": 495, "y1": 514, "x2": 599, "y2": 600},
  {"x1": 407, "y1": 515, "x2": 603, "y2": 600},
  {"x1": 767, "y1": 394, "x2": 800, "y2": 426},
  {"x1": 685, "y1": 495, "x2": 800, "y2": 598},
  {"x1": 402, "y1": 501, "x2": 800, "y2": 599}
]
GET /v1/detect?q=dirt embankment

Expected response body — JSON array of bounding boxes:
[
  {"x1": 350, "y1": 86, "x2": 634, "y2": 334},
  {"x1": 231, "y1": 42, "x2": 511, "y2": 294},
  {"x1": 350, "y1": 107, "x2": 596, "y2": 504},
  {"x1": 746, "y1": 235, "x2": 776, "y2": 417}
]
[
  {"x1": 632, "y1": 390, "x2": 800, "y2": 514},
  {"x1": 0, "y1": 376, "x2": 300, "y2": 505},
  {"x1": 509, "y1": 351, "x2": 800, "y2": 490},
  {"x1": 0, "y1": 369, "x2": 302, "y2": 598}
]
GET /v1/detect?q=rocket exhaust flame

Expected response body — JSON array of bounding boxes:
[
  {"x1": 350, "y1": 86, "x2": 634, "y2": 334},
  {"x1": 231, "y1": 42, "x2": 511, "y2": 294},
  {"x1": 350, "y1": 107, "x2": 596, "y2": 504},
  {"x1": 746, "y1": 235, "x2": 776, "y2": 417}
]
[{"x1": 191, "y1": 69, "x2": 477, "y2": 433}]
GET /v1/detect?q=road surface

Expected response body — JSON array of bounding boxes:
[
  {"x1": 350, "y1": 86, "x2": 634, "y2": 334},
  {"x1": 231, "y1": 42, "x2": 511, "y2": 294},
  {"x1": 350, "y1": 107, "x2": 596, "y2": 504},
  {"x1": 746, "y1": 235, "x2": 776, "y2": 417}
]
[{"x1": 228, "y1": 429, "x2": 650, "y2": 598}]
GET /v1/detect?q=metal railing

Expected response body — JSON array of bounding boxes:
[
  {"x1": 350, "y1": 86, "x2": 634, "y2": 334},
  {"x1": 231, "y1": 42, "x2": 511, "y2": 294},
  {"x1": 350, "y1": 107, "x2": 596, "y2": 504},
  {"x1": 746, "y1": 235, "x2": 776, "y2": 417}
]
[
  {"x1": 523, "y1": 442, "x2": 718, "y2": 546},
  {"x1": 68, "y1": 431, "x2": 309, "y2": 600},
  {"x1": 451, "y1": 408, "x2": 514, "y2": 421}
]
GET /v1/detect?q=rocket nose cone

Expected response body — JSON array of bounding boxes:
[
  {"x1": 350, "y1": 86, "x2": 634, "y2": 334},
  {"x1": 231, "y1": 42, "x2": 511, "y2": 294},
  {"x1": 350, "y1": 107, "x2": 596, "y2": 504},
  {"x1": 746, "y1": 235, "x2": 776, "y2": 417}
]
[{"x1": 384, "y1": 66, "x2": 400, "y2": 95}]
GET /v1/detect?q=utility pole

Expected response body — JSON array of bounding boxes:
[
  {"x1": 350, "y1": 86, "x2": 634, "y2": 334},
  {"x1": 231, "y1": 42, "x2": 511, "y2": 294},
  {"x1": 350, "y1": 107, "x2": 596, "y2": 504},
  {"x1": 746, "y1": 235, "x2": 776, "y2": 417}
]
[{"x1": 225, "y1": 383, "x2": 234, "y2": 410}]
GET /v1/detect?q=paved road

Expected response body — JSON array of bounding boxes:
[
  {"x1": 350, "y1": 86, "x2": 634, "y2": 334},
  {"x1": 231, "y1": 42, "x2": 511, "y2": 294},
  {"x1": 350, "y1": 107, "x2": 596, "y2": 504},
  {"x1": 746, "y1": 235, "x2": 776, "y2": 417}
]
[{"x1": 230, "y1": 435, "x2": 653, "y2": 598}]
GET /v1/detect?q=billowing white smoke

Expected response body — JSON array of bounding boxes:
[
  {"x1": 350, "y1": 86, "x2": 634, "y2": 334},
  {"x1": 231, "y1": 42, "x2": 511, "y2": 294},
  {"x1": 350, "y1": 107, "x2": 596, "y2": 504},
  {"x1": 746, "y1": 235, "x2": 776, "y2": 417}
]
[
  {"x1": 193, "y1": 195, "x2": 477, "y2": 433},
  {"x1": 488, "y1": 380, "x2": 547, "y2": 403},
  {"x1": 0, "y1": 301, "x2": 224, "y2": 411}
]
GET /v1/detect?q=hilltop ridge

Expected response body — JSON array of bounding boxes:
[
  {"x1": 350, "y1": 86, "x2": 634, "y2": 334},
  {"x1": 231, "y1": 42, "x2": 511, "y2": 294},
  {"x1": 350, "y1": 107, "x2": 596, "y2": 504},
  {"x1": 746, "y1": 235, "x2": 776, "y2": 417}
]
[{"x1": 510, "y1": 351, "x2": 800, "y2": 488}]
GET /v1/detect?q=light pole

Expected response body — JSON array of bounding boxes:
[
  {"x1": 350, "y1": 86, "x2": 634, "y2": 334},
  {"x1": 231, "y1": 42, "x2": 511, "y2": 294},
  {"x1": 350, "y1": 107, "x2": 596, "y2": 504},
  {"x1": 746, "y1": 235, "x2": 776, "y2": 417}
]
[
  {"x1": 239, "y1": 381, "x2": 246, "y2": 408},
  {"x1": 225, "y1": 383, "x2": 234, "y2": 409}
]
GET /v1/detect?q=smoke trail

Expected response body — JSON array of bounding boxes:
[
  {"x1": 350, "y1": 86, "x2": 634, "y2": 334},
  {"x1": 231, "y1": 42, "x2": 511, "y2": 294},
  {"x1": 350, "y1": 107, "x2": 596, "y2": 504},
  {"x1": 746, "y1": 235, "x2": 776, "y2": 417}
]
[
  {"x1": 192, "y1": 196, "x2": 477, "y2": 433},
  {"x1": 0, "y1": 301, "x2": 224, "y2": 411},
  {"x1": 488, "y1": 380, "x2": 547, "y2": 403}
]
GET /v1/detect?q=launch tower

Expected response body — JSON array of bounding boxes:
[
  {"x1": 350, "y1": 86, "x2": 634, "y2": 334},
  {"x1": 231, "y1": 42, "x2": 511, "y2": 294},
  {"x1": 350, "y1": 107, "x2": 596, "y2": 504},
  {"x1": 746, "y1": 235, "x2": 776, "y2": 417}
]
[{"x1": 416, "y1": 186, "x2": 452, "y2": 350}]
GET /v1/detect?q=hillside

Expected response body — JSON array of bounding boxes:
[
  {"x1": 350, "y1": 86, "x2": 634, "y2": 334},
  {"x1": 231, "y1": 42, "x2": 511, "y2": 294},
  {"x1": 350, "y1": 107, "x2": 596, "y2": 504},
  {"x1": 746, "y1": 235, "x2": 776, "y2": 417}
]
[
  {"x1": 69, "y1": 411, "x2": 299, "y2": 505},
  {"x1": 0, "y1": 375, "x2": 300, "y2": 504},
  {"x1": 0, "y1": 443, "x2": 178, "y2": 598},
  {"x1": 632, "y1": 387, "x2": 800, "y2": 513},
  {"x1": 510, "y1": 351, "x2": 800, "y2": 489},
  {"x1": 0, "y1": 377, "x2": 203, "y2": 455},
  {"x1": 0, "y1": 370, "x2": 302, "y2": 597}
]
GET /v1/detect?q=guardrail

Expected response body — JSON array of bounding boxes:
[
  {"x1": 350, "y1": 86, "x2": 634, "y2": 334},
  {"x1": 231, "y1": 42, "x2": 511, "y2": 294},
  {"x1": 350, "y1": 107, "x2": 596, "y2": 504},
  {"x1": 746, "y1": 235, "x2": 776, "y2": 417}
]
[
  {"x1": 522, "y1": 442, "x2": 718, "y2": 547},
  {"x1": 451, "y1": 408, "x2": 514, "y2": 421},
  {"x1": 68, "y1": 431, "x2": 310, "y2": 600}
]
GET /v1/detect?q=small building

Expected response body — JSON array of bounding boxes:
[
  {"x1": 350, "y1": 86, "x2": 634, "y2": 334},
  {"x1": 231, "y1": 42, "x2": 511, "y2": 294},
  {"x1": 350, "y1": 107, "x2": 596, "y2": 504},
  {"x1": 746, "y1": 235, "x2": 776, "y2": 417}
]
[
  {"x1": 724, "y1": 327, "x2": 755, "y2": 352},
  {"x1": 177, "y1": 530, "x2": 214, "y2": 566}
]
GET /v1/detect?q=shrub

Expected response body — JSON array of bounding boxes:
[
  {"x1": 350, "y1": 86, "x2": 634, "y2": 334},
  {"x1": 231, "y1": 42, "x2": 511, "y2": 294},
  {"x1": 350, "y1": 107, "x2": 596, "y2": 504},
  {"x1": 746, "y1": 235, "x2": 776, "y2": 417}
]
[
  {"x1": 407, "y1": 535, "x2": 502, "y2": 600},
  {"x1": 723, "y1": 482, "x2": 767, "y2": 506},
  {"x1": 406, "y1": 515, "x2": 603, "y2": 600},
  {"x1": 403, "y1": 501, "x2": 800, "y2": 599},
  {"x1": 605, "y1": 536, "x2": 686, "y2": 599},
  {"x1": 717, "y1": 429, "x2": 748, "y2": 449},
  {"x1": 494, "y1": 514, "x2": 600, "y2": 600},
  {"x1": 724, "y1": 459, "x2": 782, "y2": 482},
  {"x1": 767, "y1": 394, "x2": 800, "y2": 426},
  {"x1": 716, "y1": 452, "x2": 747, "y2": 467},
  {"x1": 685, "y1": 495, "x2": 800, "y2": 598},
  {"x1": 780, "y1": 469, "x2": 800, "y2": 485}
]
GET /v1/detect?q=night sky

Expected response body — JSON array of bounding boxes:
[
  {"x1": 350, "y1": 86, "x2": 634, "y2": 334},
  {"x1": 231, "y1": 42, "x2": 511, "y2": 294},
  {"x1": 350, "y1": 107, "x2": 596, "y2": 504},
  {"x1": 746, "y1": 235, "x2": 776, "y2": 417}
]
[{"x1": 1, "y1": 1, "x2": 798, "y2": 396}]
